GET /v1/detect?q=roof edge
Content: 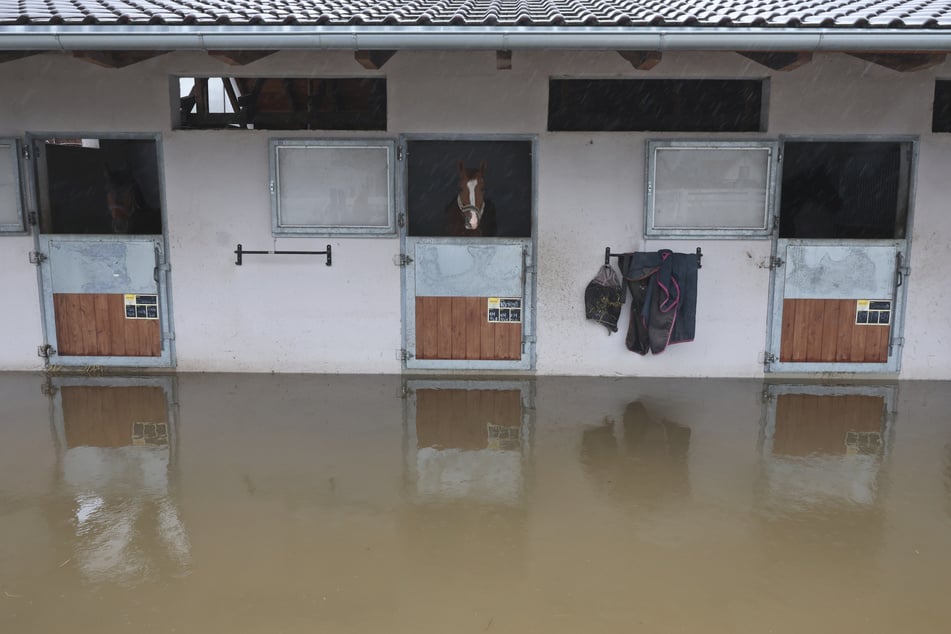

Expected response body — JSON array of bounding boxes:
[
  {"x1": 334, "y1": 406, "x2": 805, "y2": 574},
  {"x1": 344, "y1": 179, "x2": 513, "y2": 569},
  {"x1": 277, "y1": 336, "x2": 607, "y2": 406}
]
[{"x1": 2, "y1": 26, "x2": 951, "y2": 52}]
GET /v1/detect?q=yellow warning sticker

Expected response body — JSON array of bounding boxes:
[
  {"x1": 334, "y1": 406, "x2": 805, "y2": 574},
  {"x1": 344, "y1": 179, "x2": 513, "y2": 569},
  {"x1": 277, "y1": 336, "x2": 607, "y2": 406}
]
[
  {"x1": 487, "y1": 297, "x2": 500, "y2": 308},
  {"x1": 856, "y1": 299, "x2": 870, "y2": 309}
]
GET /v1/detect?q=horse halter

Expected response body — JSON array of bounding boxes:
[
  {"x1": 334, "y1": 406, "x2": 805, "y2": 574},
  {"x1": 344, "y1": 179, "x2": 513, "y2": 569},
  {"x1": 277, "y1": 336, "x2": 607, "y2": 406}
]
[{"x1": 456, "y1": 195, "x2": 485, "y2": 230}]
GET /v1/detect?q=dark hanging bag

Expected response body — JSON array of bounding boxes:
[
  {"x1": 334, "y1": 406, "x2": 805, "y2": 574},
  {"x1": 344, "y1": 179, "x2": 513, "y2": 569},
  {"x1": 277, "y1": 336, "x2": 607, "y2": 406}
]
[{"x1": 584, "y1": 264, "x2": 624, "y2": 334}]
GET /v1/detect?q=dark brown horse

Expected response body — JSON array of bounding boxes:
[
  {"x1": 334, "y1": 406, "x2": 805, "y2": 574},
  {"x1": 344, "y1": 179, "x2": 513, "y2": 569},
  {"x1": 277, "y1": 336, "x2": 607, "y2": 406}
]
[{"x1": 446, "y1": 160, "x2": 497, "y2": 237}]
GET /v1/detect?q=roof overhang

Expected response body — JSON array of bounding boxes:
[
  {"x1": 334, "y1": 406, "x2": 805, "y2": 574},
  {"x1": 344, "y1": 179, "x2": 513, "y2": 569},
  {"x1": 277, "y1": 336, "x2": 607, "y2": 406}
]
[{"x1": 4, "y1": 26, "x2": 951, "y2": 52}]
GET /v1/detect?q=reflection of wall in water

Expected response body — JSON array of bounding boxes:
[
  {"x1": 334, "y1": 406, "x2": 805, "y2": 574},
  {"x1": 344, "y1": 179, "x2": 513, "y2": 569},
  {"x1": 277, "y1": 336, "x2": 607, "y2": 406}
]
[{"x1": 580, "y1": 401, "x2": 691, "y2": 509}]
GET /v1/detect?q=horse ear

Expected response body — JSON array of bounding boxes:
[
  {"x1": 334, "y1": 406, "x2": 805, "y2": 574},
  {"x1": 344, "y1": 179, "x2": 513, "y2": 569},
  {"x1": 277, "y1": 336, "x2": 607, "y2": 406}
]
[
  {"x1": 458, "y1": 161, "x2": 466, "y2": 177},
  {"x1": 479, "y1": 160, "x2": 487, "y2": 176}
]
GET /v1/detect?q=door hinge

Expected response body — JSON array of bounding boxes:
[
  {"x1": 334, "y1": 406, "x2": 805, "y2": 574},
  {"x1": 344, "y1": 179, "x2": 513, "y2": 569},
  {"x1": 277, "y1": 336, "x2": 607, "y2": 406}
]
[
  {"x1": 28, "y1": 211, "x2": 37, "y2": 226},
  {"x1": 22, "y1": 145, "x2": 30, "y2": 160},
  {"x1": 397, "y1": 146, "x2": 404, "y2": 161},
  {"x1": 37, "y1": 344, "x2": 55, "y2": 359},
  {"x1": 398, "y1": 212, "x2": 405, "y2": 228},
  {"x1": 393, "y1": 253, "x2": 413, "y2": 266},
  {"x1": 29, "y1": 251, "x2": 47, "y2": 265},
  {"x1": 763, "y1": 351, "x2": 777, "y2": 370},
  {"x1": 767, "y1": 256, "x2": 784, "y2": 270},
  {"x1": 397, "y1": 348, "x2": 414, "y2": 361}
]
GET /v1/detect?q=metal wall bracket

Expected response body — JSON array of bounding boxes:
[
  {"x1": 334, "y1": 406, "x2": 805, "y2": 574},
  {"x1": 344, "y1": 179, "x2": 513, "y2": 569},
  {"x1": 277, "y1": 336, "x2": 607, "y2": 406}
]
[
  {"x1": 394, "y1": 253, "x2": 414, "y2": 266},
  {"x1": 28, "y1": 251, "x2": 47, "y2": 265},
  {"x1": 768, "y1": 256, "x2": 784, "y2": 270},
  {"x1": 37, "y1": 344, "x2": 55, "y2": 359}
]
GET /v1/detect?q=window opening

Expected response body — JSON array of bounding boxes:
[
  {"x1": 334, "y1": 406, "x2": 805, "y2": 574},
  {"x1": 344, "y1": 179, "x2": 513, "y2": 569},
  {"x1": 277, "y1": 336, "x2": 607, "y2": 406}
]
[
  {"x1": 177, "y1": 77, "x2": 387, "y2": 130},
  {"x1": 406, "y1": 140, "x2": 533, "y2": 238},
  {"x1": 778, "y1": 142, "x2": 910, "y2": 240},
  {"x1": 548, "y1": 79, "x2": 765, "y2": 132},
  {"x1": 37, "y1": 138, "x2": 163, "y2": 235}
]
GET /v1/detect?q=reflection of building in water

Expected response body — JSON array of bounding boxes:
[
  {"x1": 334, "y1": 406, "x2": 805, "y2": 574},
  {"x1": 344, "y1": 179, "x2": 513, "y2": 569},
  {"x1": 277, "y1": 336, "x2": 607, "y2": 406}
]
[
  {"x1": 52, "y1": 379, "x2": 189, "y2": 584},
  {"x1": 580, "y1": 401, "x2": 691, "y2": 508}
]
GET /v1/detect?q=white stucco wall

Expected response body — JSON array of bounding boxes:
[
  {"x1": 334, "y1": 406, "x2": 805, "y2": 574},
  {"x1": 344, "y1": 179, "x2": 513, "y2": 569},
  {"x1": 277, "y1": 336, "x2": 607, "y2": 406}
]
[{"x1": 0, "y1": 48, "x2": 949, "y2": 377}]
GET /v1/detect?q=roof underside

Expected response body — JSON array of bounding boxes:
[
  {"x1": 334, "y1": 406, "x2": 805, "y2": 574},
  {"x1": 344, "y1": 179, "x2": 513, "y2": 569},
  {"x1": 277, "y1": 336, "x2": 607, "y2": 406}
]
[{"x1": 3, "y1": 0, "x2": 951, "y2": 29}]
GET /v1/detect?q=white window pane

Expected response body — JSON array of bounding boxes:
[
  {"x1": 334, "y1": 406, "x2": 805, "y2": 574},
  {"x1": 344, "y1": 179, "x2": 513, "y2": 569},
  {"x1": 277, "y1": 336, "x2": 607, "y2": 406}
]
[
  {"x1": 653, "y1": 147, "x2": 770, "y2": 229},
  {"x1": 0, "y1": 143, "x2": 22, "y2": 228},
  {"x1": 277, "y1": 145, "x2": 390, "y2": 228}
]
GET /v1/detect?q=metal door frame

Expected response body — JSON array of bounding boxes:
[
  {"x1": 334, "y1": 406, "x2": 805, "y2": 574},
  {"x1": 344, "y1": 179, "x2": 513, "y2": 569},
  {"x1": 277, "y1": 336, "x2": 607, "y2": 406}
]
[
  {"x1": 398, "y1": 134, "x2": 538, "y2": 371},
  {"x1": 764, "y1": 136, "x2": 917, "y2": 375},
  {"x1": 26, "y1": 132, "x2": 176, "y2": 368}
]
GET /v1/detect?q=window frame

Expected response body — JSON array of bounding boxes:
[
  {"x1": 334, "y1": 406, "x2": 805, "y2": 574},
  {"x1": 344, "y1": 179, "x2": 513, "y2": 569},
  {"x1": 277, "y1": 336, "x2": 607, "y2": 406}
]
[
  {"x1": 645, "y1": 139, "x2": 779, "y2": 239},
  {"x1": 269, "y1": 138, "x2": 397, "y2": 237},
  {"x1": 0, "y1": 138, "x2": 27, "y2": 234}
]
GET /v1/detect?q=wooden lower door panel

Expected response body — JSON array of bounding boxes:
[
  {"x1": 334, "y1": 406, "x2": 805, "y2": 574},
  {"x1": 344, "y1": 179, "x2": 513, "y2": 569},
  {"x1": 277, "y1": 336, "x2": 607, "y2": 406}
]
[
  {"x1": 780, "y1": 299, "x2": 889, "y2": 363},
  {"x1": 416, "y1": 296, "x2": 521, "y2": 361},
  {"x1": 53, "y1": 293, "x2": 161, "y2": 357}
]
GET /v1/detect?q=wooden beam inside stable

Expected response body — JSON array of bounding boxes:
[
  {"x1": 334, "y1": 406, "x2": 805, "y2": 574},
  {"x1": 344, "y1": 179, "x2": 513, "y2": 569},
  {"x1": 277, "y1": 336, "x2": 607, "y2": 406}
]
[
  {"x1": 739, "y1": 51, "x2": 813, "y2": 71},
  {"x1": 848, "y1": 52, "x2": 947, "y2": 72},
  {"x1": 0, "y1": 51, "x2": 42, "y2": 64},
  {"x1": 354, "y1": 50, "x2": 396, "y2": 70},
  {"x1": 617, "y1": 50, "x2": 662, "y2": 70},
  {"x1": 72, "y1": 50, "x2": 168, "y2": 68},
  {"x1": 497, "y1": 50, "x2": 512, "y2": 70},
  {"x1": 207, "y1": 50, "x2": 277, "y2": 66}
]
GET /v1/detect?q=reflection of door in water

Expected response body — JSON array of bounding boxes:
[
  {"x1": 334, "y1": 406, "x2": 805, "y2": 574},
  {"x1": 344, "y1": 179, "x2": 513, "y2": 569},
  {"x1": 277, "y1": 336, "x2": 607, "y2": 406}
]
[{"x1": 404, "y1": 380, "x2": 533, "y2": 506}]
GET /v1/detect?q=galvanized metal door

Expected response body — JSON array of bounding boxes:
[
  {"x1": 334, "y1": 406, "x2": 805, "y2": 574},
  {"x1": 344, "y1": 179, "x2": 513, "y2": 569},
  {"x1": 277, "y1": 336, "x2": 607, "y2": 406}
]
[
  {"x1": 403, "y1": 237, "x2": 535, "y2": 370},
  {"x1": 37, "y1": 235, "x2": 173, "y2": 367},
  {"x1": 766, "y1": 240, "x2": 907, "y2": 373}
]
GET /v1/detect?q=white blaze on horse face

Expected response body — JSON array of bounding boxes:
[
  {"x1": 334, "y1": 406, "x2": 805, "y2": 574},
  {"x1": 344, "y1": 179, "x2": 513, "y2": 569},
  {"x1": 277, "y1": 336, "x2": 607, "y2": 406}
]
[{"x1": 465, "y1": 178, "x2": 479, "y2": 230}]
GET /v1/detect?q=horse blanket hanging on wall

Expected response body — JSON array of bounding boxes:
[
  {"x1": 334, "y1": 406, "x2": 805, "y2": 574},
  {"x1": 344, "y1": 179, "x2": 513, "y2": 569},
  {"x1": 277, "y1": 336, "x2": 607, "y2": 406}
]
[{"x1": 619, "y1": 250, "x2": 698, "y2": 355}]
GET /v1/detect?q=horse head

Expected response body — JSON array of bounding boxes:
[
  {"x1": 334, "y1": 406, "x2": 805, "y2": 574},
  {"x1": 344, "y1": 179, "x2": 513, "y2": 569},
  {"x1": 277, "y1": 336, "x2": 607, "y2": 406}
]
[{"x1": 456, "y1": 160, "x2": 487, "y2": 232}]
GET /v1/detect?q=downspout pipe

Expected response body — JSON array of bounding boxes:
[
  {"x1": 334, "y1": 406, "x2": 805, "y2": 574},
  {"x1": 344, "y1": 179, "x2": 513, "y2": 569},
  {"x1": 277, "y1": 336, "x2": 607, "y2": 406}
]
[{"x1": 4, "y1": 26, "x2": 951, "y2": 52}]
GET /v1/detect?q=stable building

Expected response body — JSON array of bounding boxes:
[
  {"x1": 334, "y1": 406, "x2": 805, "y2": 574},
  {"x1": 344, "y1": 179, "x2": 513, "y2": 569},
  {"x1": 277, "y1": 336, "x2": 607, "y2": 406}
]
[{"x1": 1, "y1": 0, "x2": 950, "y2": 378}]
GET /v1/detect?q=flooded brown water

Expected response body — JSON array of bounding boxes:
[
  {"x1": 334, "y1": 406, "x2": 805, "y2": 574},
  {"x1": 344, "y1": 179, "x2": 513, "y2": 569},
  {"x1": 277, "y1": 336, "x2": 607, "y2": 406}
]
[{"x1": 2, "y1": 373, "x2": 951, "y2": 633}]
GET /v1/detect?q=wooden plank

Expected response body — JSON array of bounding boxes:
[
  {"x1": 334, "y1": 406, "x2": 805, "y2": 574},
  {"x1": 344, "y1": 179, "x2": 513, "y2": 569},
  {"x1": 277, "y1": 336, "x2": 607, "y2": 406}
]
[
  {"x1": 803, "y1": 299, "x2": 824, "y2": 362},
  {"x1": 106, "y1": 294, "x2": 127, "y2": 357},
  {"x1": 78, "y1": 296, "x2": 99, "y2": 356},
  {"x1": 866, "y1": 322, "x2": 890, "y2": 363},
  {"x1": 480, "y1": 299, "x2": 495, "y2": 359},
  {"x1": 92, "y1": 294, "x2": 111, "y2": 356},
  {"x1": 850, "y1": 313, "x2": 868, "y2": 362},
  {"x1": 791, "y1": 299, "x2": 813, "y2": 362},
  {"x1": 779, "y1": 299, "x2": 798, "y2": 362},
  {"x1": 435, "y1": 297, "x2": 453, "y2": 359},
  {"x1": 818, "y1": 299, "x2": 841, "y2": 362},
  {"x1": 496, "y1": 322, "x2": 522, "y2": 360},
  {"x1": 450, "y1": 297, "x2": 468, "y2": 360},
  {"x1": 465, "y1": 297, "x2": 483, "y2": 360},
  {"x1": 415, "y1": 297, "x2": 438, "y2": 360},
  {"x1": 54, "y1": 293, "x2": 84, "y2": 356},
  {"x1": 835, "y1": 300, "x2": 855, "y2": 362}
]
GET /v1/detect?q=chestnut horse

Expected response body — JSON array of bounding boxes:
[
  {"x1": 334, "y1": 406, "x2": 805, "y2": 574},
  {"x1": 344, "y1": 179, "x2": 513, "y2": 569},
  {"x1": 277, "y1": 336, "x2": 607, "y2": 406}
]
[{"x1": 446, "y1": 160, "x2": 497, "y2": 237}]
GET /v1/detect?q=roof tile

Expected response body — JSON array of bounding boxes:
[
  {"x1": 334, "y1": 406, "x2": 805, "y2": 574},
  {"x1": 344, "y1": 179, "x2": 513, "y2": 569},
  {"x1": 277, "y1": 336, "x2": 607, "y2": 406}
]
[{"x1": 1, "y1": 0, "x2": 950, "y2": 28}]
